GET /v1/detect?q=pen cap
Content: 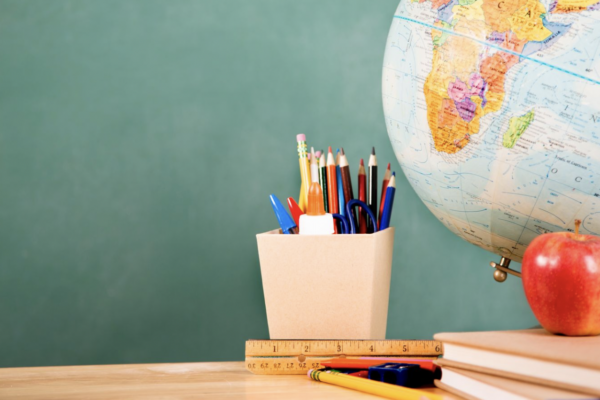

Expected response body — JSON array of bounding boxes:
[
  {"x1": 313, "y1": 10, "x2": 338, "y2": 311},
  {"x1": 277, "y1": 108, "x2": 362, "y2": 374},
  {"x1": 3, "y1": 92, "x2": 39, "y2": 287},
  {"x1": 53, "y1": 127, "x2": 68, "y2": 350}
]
[
  {"x1": 307, "y1": 182, "x2": 325, "y2": 216},
  {"x1": 269, "y1": 194, "x2": 297, "y2": 234}
]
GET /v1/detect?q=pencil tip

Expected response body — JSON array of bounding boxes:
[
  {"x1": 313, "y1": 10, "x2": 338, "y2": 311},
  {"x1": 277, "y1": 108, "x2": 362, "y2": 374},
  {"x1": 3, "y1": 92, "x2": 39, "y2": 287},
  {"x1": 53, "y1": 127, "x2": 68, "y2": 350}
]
[
  {"x1": 340, "y1": 148, "x2": 345, "y2": 155},
  {"x1": 360, "y1": 158, "x2": 364, "y2": 166},
  {"x1": 392, "y1": 171, "x2": 396, "y2": 176},
  {"x1": 387, "y1": 163, "x2": 391, "y2": 169},
  {"x1": 372, "y1": 147, "x2": 376, "y2": 155},
  {"x1": 328, "y1": 146, "x2": 332, "y2": 153}
]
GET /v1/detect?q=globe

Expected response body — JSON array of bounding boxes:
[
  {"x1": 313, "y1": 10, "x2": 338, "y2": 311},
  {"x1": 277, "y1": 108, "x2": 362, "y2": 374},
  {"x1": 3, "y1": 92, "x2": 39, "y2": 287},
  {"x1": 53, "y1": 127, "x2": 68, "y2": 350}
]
[{"x1": 382, "y1": 0, "x2": 600, "y2": 265}]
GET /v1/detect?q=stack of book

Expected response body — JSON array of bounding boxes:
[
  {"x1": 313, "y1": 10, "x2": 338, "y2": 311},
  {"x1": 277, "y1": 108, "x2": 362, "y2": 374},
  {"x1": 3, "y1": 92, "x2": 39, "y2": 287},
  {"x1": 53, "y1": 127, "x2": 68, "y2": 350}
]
[{"x1": 433, "y1": 329, "x2": 600, "y2": 399}]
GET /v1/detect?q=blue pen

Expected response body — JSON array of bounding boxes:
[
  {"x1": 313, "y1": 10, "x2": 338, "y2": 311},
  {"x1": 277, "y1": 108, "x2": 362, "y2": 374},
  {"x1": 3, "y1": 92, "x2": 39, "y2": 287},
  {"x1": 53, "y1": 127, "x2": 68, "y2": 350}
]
[
  {"x1": 380, "y1": 173, "x2": 396, "y2": 231},
  {"x1": 336, "y1": 149, "x2": 346, "y2": 217},
  {"x1": 269, "y1": 194, "x2": 297, "y2": 234}
]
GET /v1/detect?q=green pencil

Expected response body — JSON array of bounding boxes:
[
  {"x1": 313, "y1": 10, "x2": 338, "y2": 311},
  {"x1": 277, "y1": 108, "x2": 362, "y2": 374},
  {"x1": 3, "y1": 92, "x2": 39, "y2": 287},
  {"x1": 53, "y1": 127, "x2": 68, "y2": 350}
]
[{"x1": 319, "y1": 152, "x2": 328, "y2": 213}]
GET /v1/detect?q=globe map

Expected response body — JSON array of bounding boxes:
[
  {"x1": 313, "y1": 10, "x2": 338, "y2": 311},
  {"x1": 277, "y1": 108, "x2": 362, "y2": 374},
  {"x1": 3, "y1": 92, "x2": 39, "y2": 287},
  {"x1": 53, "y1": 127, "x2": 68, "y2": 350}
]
[{"x1": 383, "y1": 0, "x2": 600, "y2": 262}]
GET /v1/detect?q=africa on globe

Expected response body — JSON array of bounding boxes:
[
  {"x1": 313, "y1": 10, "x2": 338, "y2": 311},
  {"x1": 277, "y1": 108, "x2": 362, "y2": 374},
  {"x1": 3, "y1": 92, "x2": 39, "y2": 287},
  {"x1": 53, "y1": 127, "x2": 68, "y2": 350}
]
[{"x1": 383, "y1": 0, "x2": 600, "y2": 276}]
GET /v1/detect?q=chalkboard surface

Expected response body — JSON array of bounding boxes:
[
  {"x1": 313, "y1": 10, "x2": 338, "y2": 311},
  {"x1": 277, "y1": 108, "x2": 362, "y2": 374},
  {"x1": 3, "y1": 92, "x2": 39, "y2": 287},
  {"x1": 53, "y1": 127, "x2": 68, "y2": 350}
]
[{"x1": 0, "y1": 0, "x2": 535, "y2": 367}]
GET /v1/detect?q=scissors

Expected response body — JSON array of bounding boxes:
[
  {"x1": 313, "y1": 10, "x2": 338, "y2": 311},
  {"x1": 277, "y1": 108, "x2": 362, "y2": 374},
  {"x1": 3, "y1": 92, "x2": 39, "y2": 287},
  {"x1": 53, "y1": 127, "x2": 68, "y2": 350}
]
[{"x1": 332, "y1": 199, "x2": 378, "y2": 234}]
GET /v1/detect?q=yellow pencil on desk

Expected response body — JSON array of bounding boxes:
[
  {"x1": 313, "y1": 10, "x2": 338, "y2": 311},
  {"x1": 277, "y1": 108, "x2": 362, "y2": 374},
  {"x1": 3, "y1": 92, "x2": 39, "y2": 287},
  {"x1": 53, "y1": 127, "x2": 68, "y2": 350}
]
[{"x1": 309, "y1": 368, "x2": 442, "y2": 400}]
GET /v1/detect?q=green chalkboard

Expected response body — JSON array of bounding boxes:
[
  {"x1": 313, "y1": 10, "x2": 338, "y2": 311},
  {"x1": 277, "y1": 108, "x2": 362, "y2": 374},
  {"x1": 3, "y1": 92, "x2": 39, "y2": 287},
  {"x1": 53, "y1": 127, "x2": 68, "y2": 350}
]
[{"x1": 0, "y1": 0, "x2": 536, "y2": 367}]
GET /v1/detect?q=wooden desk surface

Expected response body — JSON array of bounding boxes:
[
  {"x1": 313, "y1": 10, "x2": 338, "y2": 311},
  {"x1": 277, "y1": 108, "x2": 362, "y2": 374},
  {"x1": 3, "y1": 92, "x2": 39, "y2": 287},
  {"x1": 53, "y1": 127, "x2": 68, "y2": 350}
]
[{"x1": 0, "y1": 361, "x2": 459, "y2": 400}]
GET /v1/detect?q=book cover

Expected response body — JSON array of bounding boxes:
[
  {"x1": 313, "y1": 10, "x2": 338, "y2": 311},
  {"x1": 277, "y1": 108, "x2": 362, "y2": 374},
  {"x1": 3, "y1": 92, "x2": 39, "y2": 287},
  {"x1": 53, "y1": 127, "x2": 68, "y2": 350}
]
[{"x1": 434, "y1": 329, "x2": 600, "y2": 396}]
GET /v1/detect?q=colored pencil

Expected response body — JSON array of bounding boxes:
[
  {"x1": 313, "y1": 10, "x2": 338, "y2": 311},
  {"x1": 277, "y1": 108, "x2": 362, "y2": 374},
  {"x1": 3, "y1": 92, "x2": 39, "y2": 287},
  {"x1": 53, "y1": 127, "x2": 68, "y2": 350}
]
[
  {"x1": 336, "y1": 150, "x2": 346, "y2": 217},
  {"x1": 378, "y1": 163, "x2": 391, "y2": 229},
  {"x1": 319, "y1": 152, "x2": 328, "y2": 213},
  {"x1": 348, "y1": 370, "x2": 369, "y2": 378},
  {"x1": 326, "y1": 147, "x2": 339, "y2": 233},
  {"x1": 367, "y1": 147, "x2": 378, "y2": 233},
  {"x1": 339, "y1": 148, "x2": 355, "y2": 224},
  {"x1": 320, "y1": 358, "x2": 437, "y2": 373},
  {"x1": 309, "y1": 368, "x2": 442, "y2": 400},
  {"x1": 358, "y1": 159, "x2": 367, "y2": 234},
  {"x1": 380, "y1": 173, "x2": 396, "y2": 231},
  {"x1": 296, "y1": 134, "x2": 311, "y2": 212}
]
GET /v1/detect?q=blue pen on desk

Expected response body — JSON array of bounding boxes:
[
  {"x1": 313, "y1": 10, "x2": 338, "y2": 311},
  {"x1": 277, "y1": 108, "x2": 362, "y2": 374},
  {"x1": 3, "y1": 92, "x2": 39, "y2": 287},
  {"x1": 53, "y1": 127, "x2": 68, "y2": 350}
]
[
  {"x1": 379, "y1": 173, "x2": 396, "y2": 231},
  {"x1": 269, "y1": 194, "x2": 297, "y2": 234}
]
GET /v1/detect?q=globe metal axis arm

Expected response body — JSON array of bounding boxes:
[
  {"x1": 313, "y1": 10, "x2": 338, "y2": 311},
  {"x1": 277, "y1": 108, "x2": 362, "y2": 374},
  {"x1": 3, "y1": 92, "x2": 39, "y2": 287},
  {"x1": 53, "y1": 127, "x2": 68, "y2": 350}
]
[{"x1": 490, "y1": 257, "x2": 522, "y2": 282}]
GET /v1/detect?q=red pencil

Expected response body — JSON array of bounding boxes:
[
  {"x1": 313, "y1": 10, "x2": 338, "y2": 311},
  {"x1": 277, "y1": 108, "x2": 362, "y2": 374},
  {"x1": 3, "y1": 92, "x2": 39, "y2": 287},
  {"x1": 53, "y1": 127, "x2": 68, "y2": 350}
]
[
  {"x1": 378, "y1": 163, "x2": 391, "y2": 229},
  {"x1": 348, "y1": 370, "x2": 369, "y2": 378},
  {"x1": 358, "y1": 159, "x2": 367, "y2": 234}
]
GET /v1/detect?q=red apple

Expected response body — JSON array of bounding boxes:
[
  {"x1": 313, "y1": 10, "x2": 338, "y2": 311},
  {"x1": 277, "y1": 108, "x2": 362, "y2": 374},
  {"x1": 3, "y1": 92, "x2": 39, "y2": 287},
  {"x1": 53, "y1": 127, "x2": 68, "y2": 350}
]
[{"x1": 522, "y1": 220, "x2": 600, "y2": 336}]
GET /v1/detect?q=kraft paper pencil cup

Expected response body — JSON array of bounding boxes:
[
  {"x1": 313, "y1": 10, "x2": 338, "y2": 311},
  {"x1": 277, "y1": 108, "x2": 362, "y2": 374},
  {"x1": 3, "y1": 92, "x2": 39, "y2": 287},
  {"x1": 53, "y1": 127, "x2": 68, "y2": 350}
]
[{"x1": 255, "y1": 227, "x2": 395, "y2": 339}]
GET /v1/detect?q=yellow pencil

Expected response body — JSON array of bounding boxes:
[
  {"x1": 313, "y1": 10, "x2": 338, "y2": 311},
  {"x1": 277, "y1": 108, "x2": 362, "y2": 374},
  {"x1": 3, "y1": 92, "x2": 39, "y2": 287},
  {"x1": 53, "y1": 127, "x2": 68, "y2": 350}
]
[
  {"x1": 299, "y1": 183, "x2": 306, "y2": 212},
  {"x1": 297, "y1": 134, "x2": 311, "y2": 212},
  {"x1": 298, "y1": 153, "x2": 311, "y2": 212},
  {"x1": 309, "y1": 369, "x2": 442, "y2": 400}
]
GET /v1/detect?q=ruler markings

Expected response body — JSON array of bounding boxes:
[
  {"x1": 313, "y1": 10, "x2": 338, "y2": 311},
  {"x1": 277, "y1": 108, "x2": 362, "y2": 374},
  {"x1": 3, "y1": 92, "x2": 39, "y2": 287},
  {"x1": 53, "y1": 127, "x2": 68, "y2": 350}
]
[
  {"x1": 246, "y1": 340, "x2": 442, "y2": 357},
  {"x1": 246, "y1": 355, "x2": 439, "y2": 375}
]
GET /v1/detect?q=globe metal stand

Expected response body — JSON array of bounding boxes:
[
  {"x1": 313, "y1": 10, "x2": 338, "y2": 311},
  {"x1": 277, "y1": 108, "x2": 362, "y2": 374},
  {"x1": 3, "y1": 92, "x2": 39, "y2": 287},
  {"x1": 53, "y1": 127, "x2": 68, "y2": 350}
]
[{"x1": 490, "y1": 257, "x2": 522, "y2": 282}]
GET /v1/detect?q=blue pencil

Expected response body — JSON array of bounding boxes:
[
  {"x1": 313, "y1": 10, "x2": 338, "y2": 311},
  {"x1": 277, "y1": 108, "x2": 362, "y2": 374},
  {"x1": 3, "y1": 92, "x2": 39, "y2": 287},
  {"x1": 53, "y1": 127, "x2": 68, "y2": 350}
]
[
  {"x1": 336, "y1": 150, "x2": 346, "y2": 217},
  {"x1": 379, "y1": 173, "x2": 396, "y2": 231}
]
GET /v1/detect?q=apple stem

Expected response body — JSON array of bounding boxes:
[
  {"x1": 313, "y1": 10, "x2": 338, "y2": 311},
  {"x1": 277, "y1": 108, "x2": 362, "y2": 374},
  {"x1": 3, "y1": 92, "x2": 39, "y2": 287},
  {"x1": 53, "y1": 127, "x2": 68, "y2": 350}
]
[{"x1": 575, "y1": 219, "x2": 581, "y2": 237}]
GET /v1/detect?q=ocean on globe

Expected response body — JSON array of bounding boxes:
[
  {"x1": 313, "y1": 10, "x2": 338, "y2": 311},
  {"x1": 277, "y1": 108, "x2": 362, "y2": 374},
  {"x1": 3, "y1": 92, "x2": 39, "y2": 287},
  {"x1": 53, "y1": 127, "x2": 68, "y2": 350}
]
[{"x1": 383, "y1": 0, "x2": 600, "y2": 263}]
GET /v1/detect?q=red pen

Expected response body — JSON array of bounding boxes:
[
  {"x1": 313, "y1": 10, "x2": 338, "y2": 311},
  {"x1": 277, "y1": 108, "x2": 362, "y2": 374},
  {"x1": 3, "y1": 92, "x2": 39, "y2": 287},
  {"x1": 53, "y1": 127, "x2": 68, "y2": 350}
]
[{"x1": 287, "y1": 197, "x2": 305, "y2": 227}]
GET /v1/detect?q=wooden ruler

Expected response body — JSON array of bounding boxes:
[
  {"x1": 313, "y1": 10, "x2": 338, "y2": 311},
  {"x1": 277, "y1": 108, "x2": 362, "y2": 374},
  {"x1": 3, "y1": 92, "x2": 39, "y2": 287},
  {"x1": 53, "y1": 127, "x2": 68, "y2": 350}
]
[
  {"x1": 245, "y1": 355, "x2": 439, "y2": 375},
  {"x1": 246, "y1": 339, "x2": 442, "y2": 357},
  {"x1": 245, "y1": 339, "x2": 442, "y2": 375},
  {"x1": 246, "y1": 356, "x2": 333, "y2": 375}
]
